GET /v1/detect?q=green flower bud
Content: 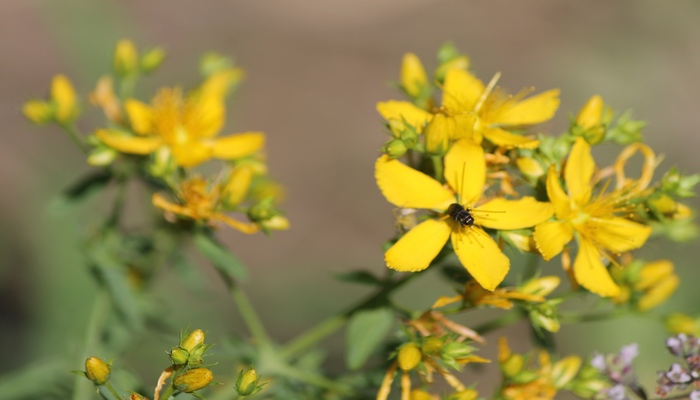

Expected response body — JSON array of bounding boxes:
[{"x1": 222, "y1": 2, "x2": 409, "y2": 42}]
[
  {"x1": 442, "y1": 342, "x2": 472, "y2": 360},
  {"x1": 420, "y1": 337, "x2": 443, "y2": 355},
  {"x1": 173, "y1": 368, "x2": 214, "y2": 393},
  {"x1": 129, "y1": 394, "x2": 148, "y2": 400},
  {"x1": 87, "y1": 147, "x2": 118, "y2": 167},
  {"x1": 169, "y1": 347, "x2": 189, "y2": 366},
  {"x1": 382, "y1": 139, "x2": 408, "y2": 158},
  {"x1": 140, "y1": 48, "x2": 166, "y2": 74},
  {"x1": 114, "y1": 39, "x2": 139, "y2": 77},
  {"x1": 85, "y1": 356, "x2": 110, "y2": 386},
  {"x1": 445, "y1": 389, "x2": 478, "y2": 400},
  {"x1": 235, "y1": 367, "x2": 264, "y2": 396},
  {"x1": 501, "y1": 353, "x2": 524, "y2": 378}
]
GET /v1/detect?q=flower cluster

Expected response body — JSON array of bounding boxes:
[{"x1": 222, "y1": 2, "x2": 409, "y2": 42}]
[
  {"x1": 24, "y1": 39, "x2": 288, "y2": 235},
  {"x1": 375, "y1": 43, "x2": 695, "y2": 298},
  {"x1": 656, "y1": 334, "x2": 700, "y2": 398}
]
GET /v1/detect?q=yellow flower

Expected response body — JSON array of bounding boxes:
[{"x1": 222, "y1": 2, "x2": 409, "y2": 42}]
[
  {"x1": 376, "y1": 139, "x2": 553, "y2": 290},
  {"x1": 153, "y1": 177, "x2": 258, "y2": 234},
  {"x1": 96, "y1": 75, "x2": 263, "y2": 167},
  {"x1": 634, "y1": 260, "x2": 679, "y2": 311},
  {"x1": 377, "y1": 68, "x2": 559, "y2": 149},
  {"x1": 533, "y1": 138, "x2": 653, "y2": 297}
]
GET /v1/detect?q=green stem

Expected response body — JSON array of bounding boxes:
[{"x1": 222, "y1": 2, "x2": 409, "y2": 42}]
[
  {"x1": 72, "y1": 289, "x2": 111, "y2": 400},
  {"x1": 431, "y1": 155, "x2": 444, "y2": 183},
  {"x1": 559, "y1": 309, "x2": 627, "y2": 324},
  {"x1": 104, "y1": 382, "x2": 122, "y2": 400},
  {"x1": 61, "y1": 124, "x2": 89, "y2": 153},
  {"x1": 278, "y1": 367, "x2": 353, "y2": 395},
  {"x1": 159, "y1": 385, "x2": 175, "y2": 400},
  {"x1": 280, "y1": 273, "x2": 418, "y2": 360},
  {"x1": 474, "y1": 309, "x2": 524, "y2": 335},
  {"x1": 228, "y1": 281, "x2": 272, "y2": 346},
  {"x1": 119, "y1": 75, "x2": 137, "y2": 100}
]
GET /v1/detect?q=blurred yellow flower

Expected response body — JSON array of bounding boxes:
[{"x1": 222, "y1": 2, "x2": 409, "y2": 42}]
[
  {"x1": 377, "y1": 68, "x2": 560, "y2": 149},
  {"x1": 533, "y1": 138, "x2": 652, "y2": 297},
  {"x1": 23, "y1": 75, "x2": 80, "y2": 125},
  {"x1": 96, "y1": 74, "x2": 263, "y2": 167},
  {"x1": 376, "y1": 139, "x2": 553, "y2": 290},
  {"x1": 153, "y1": 177, "x2": 258, "y2": 234}
]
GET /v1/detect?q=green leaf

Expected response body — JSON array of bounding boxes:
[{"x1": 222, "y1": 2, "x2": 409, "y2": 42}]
[
  {"x1": 346, "y1": 307, "x2": 394, "y2": 370},
  {"x1": 87, "y1": 239, "x2": 143, "y2": 329},
  {"x1": 335, "y1": 270, "x2": 382, "y2": 286},
  {"x1": 193, "y1": 232, "x2": 248, "y2": 282},
  {"x1": 49, "y1": 170, "x2": 112, "y2": 215}
]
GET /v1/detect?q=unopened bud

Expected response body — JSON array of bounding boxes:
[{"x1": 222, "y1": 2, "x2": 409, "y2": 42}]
[
  {"x1": 442, "y1": 342, "x2": 472, "y2": 360},
  {"x1": 51, "y1": 75, "x2": 78, "y2": 124},
  {"x1": 182, "y1": 329, "x2": 205, "y2": 352},
  {"x1": 519, "y1": 276, "x2": 560, "y2": 297},
  {"x1": 551, "y1": 356, "x2": 582, "y2": 388},
  {"x1": 87, "y1": 147, "x2": 118, "y2": 167},
  {"x1": 140, "y1": 48, "x2": 166, "y2": 74},
  {"x1": 570, "y1": 379, "x2": 609, "y2": 398},
  {"x1": 382, "y1": 139, "x2": 408, "y2": 158},
  {"x1": 400, "y1": 53, "x2": 428, "y2": 99},
  {"x1": 446, "y1": 389, "x2": 478, "y2": 400},
  {"x1": 169, "y1": 347, "x2": 189, "y2": 366},
  {"x1": 235, "y1": 368, "x2": 262, "y2": 396},
  {"x1": 516, "y1": 157, "x2": 545, "y2": 179},
  {"x1": 85, "y1": 356, "x2": 110, "y2": 385},
  {"x1": 398, "y1": 343, "x2": 422, "y2": 371},
  {"x1": 173, "y1": 368, "x2": 214, "y2": 393},
  {"x1": 129, "y1": 394, "x2": 148, "y2": 400},
  {"x1": 421, "y1": 337, "x2": 443, "y2": 355},
  {"x1": 576, "y1": 95, "x2": 604, "y2": 130},
  {"x1": 501, "y1": 353, "x2": 523, "y2": 378},
  {"x1": 23, "y1": 100, "x2": 54, "y2": 124},
  {"x1": 114, "y1": 39, "x2": 139, "y2": 77}
]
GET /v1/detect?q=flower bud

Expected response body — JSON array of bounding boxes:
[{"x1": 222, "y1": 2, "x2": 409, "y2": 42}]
[
  {"x1": 398, "y1": 343, "x2": 422, "y2": 371},
  {"x1": 576, "y1": 95, "x2": 604, "y2": 130},
  {"x1": 258, "y1": 215, "x2": 290, "y2": 232},
  {"x1": 173, "y1": 368, "x2": 214, "y2": 393},
  {"x1": 530, "y1": 303, "x2": 560, "y2": 333},
  {"x1": 570, "y1": 378, "x2": 609, "y2": 398},
  {"x1": 442, "y1": 342, "x2": 473, "y2": 360},
  {"x1": 648, "y1": 194, "x2": 678, "y2": 215},
  {"x1": 445, "y1": 389, "x2": 478, "y2": 400},
  {"x1": 551, "y1": 356, "x2": 582, "y2": 388},
  {"x1": 435, "y1": 56, "x2": 470, "y2": 83},
  {"x1": 222, "y1": 165, "x2": 254, "y2": 206},
  {"x1": 182, "y1": 329, "x2": 205, "y2": 352},
  {"x1": 169, "y1": 347, "x2": 189, "y2": 366},
  {"x1": 129, "y1": 394, "x2": 148, "y2": 400},
  {"x1": 114, "y1": 39, "x2": 139, "y2": 77},
  {"x1": 638, "y1": 275, "x2": 679, "y2": 311},
  {"x1": 400, "y1": 53, "x2": 428, "y2": 99},
  {"x1": 87, "y1": 147, "x2": 118, "y2": 167},
  {"x1": 501, "y1": 353, "x2": 524, "y2": 378},
  {"x1": 516, "y1": 157, "x2": 545, "y2": 179},
  {"x1": 235, "y1": 368, "x2": 263, "y2": 396},
  {"x1": 22, "y1": 100, "x2": 54, "y2": 124},
  {"x1": 140, "y1": 48, "x2": 166, "y2": 74},
  {"x1": 51, "y1": 75, "x2": 78, "y2": 124},
  {"x1": 85, "y1": 356, "x2": 110, "y2": 385},
  {"x1": 636, "y1": 260, "x2": 674, "y2": 290},
  {"x1": 382, "y1": 138, "x2": 408, "y2": 158},
  {"x1": 519, "y1": 276, "x2": 560, "y2": 297},
  {"x1": 420, "y1": 337, "x2": 443, "y2": 355}
]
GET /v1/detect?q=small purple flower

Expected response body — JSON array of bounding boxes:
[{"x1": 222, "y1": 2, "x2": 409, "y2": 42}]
[
  {"x1": 619, "y1": 344, "x2": 639, "y2": 365},
  {"x1": 665, "y1": 363, "x2": 692, "y2": 386},
  {"x1": 605, "y1": 384, "x2": 629, "y2": 400},
  {"x1": 690, "y1": 389, "x2": 700, "y2": 400},
  {"x1": 592, "y1": 353, "x2": 606, "y2": 371},
  {"x1": 666, "y1": 335, "x2": 686, "y2": 357}
]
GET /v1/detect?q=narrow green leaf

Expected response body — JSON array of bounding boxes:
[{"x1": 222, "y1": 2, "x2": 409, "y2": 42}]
[
  {"x1": 335, "y1": 270, "x2": 382, "y2": 286},
  {"x1": 193, "y1": 232, "x2": 248, "y2": 281},
  {"x1": 346, "y1": 307, "x2": 394, "y2": 370},
  {"x1": 49, "y1": 170, "x2": 112, "y2": 215}
]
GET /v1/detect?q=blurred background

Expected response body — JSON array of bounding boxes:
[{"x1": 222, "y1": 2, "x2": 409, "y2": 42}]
[{"x1": 2, "y1": 0, "x2": 700, "y2": 397}]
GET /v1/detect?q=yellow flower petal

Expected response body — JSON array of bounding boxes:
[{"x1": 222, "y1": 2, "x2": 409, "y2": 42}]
[
  {"x1": 533, "y1": 221, "x2": 574, "y2": 260},
  {"x1": 187, "y1": 95, "x2": 225, "y2": 138},
  {"x1": 375, "y1": 155, "x2": 455, "y2": 210},
  {"x1": 376, "y1": 101, "x2": 432, "y2": 132},
  {"x1": 565, "y1": 138, "x2": 595, "y2": 206},
  {"x1": 211, "y1": 132, "x2": 265, "y2": 160},
  {"x1": 585, "y1": 217, "x2": 651, "y2": 253},
  {"x1": 638, "y1": 275, "x2": 679, "y2": 311},
  {"x1": 432, "y1": 294, "x2": 464, "y2": 309},
  {"x1": 636, "y1": 260, "x2": 674, "y2": 290},
  {"x1": 424, "y1": 113, "x2": 454, "y2": 154},
  {"x1": 199, "y1": 68, "x2": 245, "y2": 99},
  {"x1": 494, "y1": 89, "x2": 560, "y2": 126},
  {"x1": 573, "y1": 238, "x2": 620, "y2": 297},
  {"x1": 482, "y1": 127, "x2": 540, "y2": 149},
  {"x1": 152, "y1": 193, "x2": 196, "y2": 219},
  {"x1": 96, "y1": 129, "x2": 162, "y2": 155},
  {"x1": 171, "y1": 143, "x2": 213, "y2": 167},
  {"x1": 51, "y1": 74, "x2": 77, "y2": 123},
  {"x1": 476, "y1": 197, "x2": 553, "y2": 230},
  {"x1": 222, "y1": 165, "x2": 254, "y2": 206},
  {"x1": 214, "y1": 214, "x2": 260, "y2": 234},
  {"x1": 444, "y1": 139, "x2": 484, "y2": 205},
  {"x1": 442, "y1": 69, "x2": 484, "y2": 113},
  {"x1": 546, "y1": 164, "x2": 572, "y2": 219},
  {"x1": 385, "y1": 219, "x2": 452, "y2": 272},
  {"x1": 451, "y1": 227, "x2": 509, "y2": 291},
  {"x1": 401, "y1": 53, "x2": 428, "y2": 98},
  {"x1": 125, "y1": 99, "x2": 153, "y2": 135}
]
